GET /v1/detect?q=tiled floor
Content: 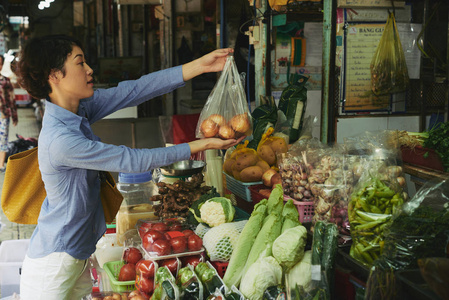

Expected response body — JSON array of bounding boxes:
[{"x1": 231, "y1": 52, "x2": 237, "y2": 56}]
[{"x1": 0, "y1": 107, "x2": 41, "y2": 243}]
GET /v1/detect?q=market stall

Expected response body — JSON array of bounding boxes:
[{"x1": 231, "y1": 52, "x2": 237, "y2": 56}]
[{"x1": 88, "y1": 55, "x2": 449, "y2": 300}]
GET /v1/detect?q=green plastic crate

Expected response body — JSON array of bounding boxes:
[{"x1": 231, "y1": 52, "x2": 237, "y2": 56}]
[{"x1": 103, "y1": 260, "x2": 136, "y2": 292}]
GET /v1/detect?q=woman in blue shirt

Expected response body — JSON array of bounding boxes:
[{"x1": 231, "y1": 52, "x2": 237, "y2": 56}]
[{"x1": 17, "y1": 35, "x2": 241, "y2": 299}]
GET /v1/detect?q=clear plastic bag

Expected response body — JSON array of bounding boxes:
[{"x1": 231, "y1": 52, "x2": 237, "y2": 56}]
[
  {"x1": 370, "y1": 12, "x2": 409, "y2": 95},
  {"x1": 365, "y1": 179, "x2": 449, "y2": 300},
  {"x1": 196, "y1": 56, "x2": 252, "y2": 140}
]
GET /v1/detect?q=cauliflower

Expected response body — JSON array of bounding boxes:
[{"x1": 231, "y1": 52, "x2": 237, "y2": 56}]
[{"x1": 198, "y1": 197, "x2": 235, "y2": 227}]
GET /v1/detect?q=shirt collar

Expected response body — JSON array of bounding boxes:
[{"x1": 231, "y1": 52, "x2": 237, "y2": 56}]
[{"x1": 45, "y1": 100, "x2": 85, "y2": 126}]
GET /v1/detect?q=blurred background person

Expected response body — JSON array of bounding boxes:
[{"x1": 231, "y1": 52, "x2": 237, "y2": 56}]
[{"x1": 0, "y1": 53, "x2": 18, "y2": 171}]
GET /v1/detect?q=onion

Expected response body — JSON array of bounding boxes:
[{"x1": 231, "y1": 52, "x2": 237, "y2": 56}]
[
  {"x1": 270, "y1": 173, "x2": 282, "y2": 187},
  {"x1": 218, "y1": 125, "x2": 235, "y2": 139},
  {"x1": 208, "y1": 114, "x2": 226, "y2": 127},
  {"x1": 230, "y1": 113, "x2": 250, "y2": 133},
  {"x1": 262, "y1": 169, "x2": 277, "y2": 187},
  {"x1": 200, "y1": 118, "x2": 219, "y2": 138}
]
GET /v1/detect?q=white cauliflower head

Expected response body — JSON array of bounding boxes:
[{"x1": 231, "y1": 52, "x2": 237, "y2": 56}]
[{"x1": 200, "y1": 201, "x2": 227, "y2": 227}]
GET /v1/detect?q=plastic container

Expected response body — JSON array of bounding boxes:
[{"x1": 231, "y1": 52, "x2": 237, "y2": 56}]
[
  {"x1": 401, "y1": 145, "x2": 444, "y2": 171},
  {"x1": 249, "y1": 184, "x2": 314, "y2": 223},
  {"x1": 288, "y1": 198, "x2": 314, "y2": 223},
  {"x1": 103, "y1": 260, "x2": 136, "y2": 292},
  {"x1": 0, "y1": 239, "x2": 30, "y2": 298},
  {"x1": 210, "y1": 261, "x2": 228, "y2": 278},
  {"x1": 116, "y1": 171, "x2": 159, "y2": 245},
  {"x1": 224, "y1": 172, "x2": 262, "y2": 202},
  {"x1": 94, "y1": 234, "x2": 124, "y2": 268}
]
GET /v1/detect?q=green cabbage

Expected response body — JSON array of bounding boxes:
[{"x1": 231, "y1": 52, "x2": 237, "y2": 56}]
[
  {"x1": 239, "y1": 256, "x2": 282, "y2": 300},
  {"x1": 286, "y1": 250, "x2": 313, "y2": 294},
  {"x1": 272, "y1": 225, "x2": 308, "y2": 270}
]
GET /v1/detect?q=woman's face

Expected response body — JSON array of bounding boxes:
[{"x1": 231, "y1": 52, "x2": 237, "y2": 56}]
[{"x1": 57, "y1": 45, "x2": 94, "y2": 100}]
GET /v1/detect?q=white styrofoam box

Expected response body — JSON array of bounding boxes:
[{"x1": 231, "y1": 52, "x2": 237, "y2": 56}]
[
  {"x1": 0, "y1": 262, "x2": 23, "y2": 297},
  {"x1": 94, "y1": 234, "x2": 124, "y2": 269},
  {"x1": 0, "y1": 239, "x2": 30, "y2": 298},
  {"x1": 0, "y1": 239, "x2": 30, "y2": 263}
]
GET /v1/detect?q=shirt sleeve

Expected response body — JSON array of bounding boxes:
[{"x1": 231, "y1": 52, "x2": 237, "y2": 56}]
[
  {"x1": 47, "y1": 132, "x2": 192, "y2": 173},
  {"x1": 84, "y1": 66, "x2": 185, "y2": 123}
]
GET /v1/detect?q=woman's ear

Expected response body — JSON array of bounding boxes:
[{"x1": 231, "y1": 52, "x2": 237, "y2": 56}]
[{"x1": 48, "y1": 70, "x2": 61, "y2": 84}]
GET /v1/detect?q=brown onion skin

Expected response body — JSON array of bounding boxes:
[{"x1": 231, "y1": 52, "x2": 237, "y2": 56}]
[
  {"x1": 200, "y1": 119, "x2": 219, "y2": 137},
  {"x1": 218, "y1": 125, "x2": 235, "y2": 139},
  {"x1": 208, "y1": 114, "x2": 226, "y2": 127},
  {"x1": 230, "y1": 113, "x2": 251, "y2": 133}
]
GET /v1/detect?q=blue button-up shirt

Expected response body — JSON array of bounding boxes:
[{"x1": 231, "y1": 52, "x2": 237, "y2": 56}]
[{"x1": 28, "y1": 66, "x2": 191, "y2": 260}]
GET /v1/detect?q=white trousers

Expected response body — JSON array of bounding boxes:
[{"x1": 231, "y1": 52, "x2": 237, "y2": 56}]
[{"x1": 20, "y1": 252, "x2": 92, "y2": 300}]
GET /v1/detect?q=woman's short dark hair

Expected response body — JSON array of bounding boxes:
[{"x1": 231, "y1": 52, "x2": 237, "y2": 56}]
[{"x1": 17, "y1": 35, "x2": 84, "y2": 99}]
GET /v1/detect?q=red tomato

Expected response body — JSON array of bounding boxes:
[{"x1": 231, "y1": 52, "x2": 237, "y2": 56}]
[
  {"x1": 169, "y1": 236, "x2": 187, "y2": 254},
  {"x1": 180, "y1": 255, "x2": 203, "y2": 268},
  {"x1": 138, "y1": 222, "x2": 154, "y2": 237},
  {"x1": 142, "y1": 230, "x2": 165, "y2": 252},
  {"x1": 187, "y1": 234, "x2": 203, "y2": 251},
  {"x1": 123, "y1": 247, "x2": 143, "y2": 265},
  {"x1": 136, "y1": 260, "x2": 156, "y2": 278},
  {"x1": 160, "y1": 258, "x2": 179, "y2": 275},
  {"x1": 118, "y1": 263, "x2": 136, "y2": 281},
  {"x1": 152, "y1": 239, "x2": 171, "y2": 256},
  {"x1": 182, "y1": 229, "x2": 195, "y2": 238},
  {"x1": 152, "y1": 222, "x2": 168, "y2": 232},
  {"x1": 137, "y1": 275, "x2": 154, "y2": 294}
]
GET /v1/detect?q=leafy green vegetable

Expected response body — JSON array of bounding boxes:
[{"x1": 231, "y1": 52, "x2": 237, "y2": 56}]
[
  {"x1": 272, "y1": 225, "x2": 307, "y2": 270},
  {"x1": 242, "y1": 212, "x2": 283, "y2": 277},
  {"x1": 423, "y1": 121, "x2": 449, "y2": 172},
  {"x1": 287, "y1": 250, "x2": 313, "y2": 295},
  {"x1": 239, "y1": 256, "x2": 283, "y2": 300},
  {"x1": 222, "y1": 199, "x2": 268, "y2": 288},
  {"x1": 281, "y1": 198, "x2": 301, "y2": 233},
  {"x1": 267, "y1": 184, "x2": 284, "y2": 215}
]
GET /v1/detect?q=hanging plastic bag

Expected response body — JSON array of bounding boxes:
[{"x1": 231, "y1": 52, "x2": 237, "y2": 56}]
[
  {"x1": 247, "y1": 96, "x2": 278, "y2": 150},
  {"x1": 278, "y1": 74, "x2": 308, "y2": 144},
  {"x1": 196, "y1": 56, "x2": 252, "y2": 140},
  {"x1": 371, "y1": 12, "x2": 409, "y2": 95}
]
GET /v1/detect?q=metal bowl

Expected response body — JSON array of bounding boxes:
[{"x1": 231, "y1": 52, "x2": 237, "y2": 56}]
[{"x1": 160, "y1": 160, "x2": 206, "y2": 177}]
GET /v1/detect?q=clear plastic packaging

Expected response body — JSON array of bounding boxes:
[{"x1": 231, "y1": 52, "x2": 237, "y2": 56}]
[{"x1": 116, "y1": 171, "x2": 159, "y2": 245}]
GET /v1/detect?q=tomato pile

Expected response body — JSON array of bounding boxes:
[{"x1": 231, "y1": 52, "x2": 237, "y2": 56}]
[
  {"x1": 114, "y1": 218, "x2": 205, "y2": 298},
  {"x1": 139, "y1": 220, "x2": 203, "y2": 257}
]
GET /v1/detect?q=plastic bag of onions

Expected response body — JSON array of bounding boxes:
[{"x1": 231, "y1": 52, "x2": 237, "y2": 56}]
[{"x1": 195, "y1": 56, "x2": 252, "y2": 140}]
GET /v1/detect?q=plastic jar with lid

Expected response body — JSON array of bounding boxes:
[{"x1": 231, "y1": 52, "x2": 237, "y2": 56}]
[{"x1": 116, "y1": 171, "x2": 159, "y2": 245}]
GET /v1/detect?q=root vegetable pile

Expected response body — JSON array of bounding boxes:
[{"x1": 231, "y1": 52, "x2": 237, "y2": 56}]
[{"x1": 152, "y1": 174, "x2": 212, "y2": 218}]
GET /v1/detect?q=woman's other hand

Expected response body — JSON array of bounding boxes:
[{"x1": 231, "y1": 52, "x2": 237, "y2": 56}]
[
  {"x1": 182, "y1": 48, "x2": 234, "y2": 81},
  {"x1": 188, "y1": 135, "x2": 245, "y2": 154}
]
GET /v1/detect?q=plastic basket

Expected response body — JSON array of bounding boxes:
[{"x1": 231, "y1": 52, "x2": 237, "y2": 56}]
[
  {"x1": 224, "y1": 173, "x2": 262, "y2": 202},
  {"x1": 249, "y1": 184, "x2": 314, "y2": 223},
  {"x1": 103, "y1": 260, "x2": 136, "y2": 292},
  {"x1": 290, "y1": 198, "x2": 314, "y2": 223},
  {"x1": 248, "y1": 184, "x2": 271, "y2": 204},
  {"x1": 210, "y1": 261, "x2": 228, "y2": 278},
  {"x1": 401, "y1": 145, "x2": 444, "y2": 171}
]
